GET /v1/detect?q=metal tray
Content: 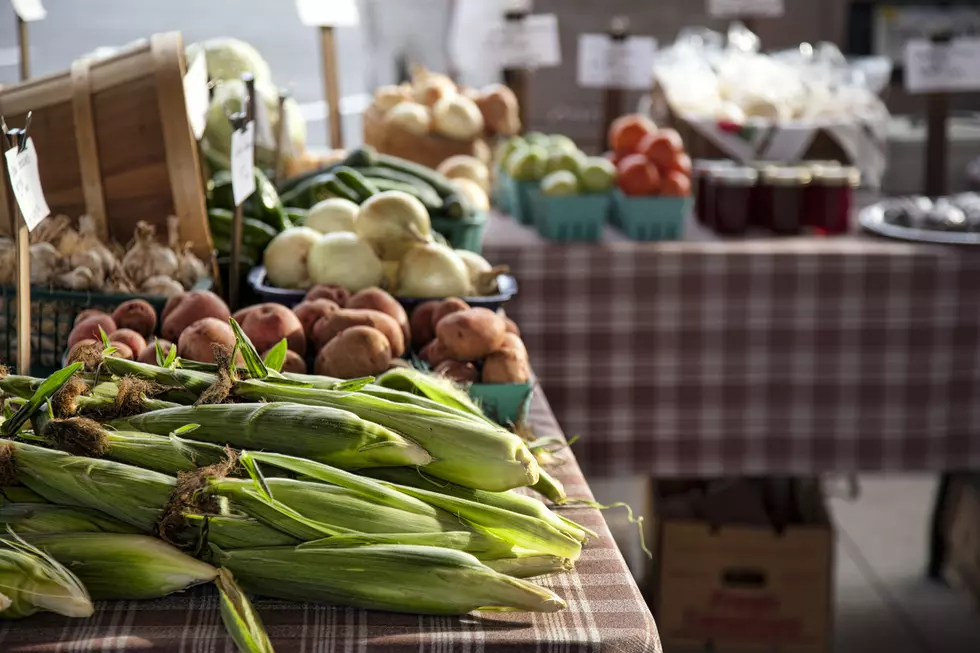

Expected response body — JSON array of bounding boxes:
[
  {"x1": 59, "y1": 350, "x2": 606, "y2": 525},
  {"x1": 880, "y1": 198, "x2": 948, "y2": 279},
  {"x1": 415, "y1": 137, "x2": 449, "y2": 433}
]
[{"x1": 859, "y1": 204, "x2": 980, "y2": 245}]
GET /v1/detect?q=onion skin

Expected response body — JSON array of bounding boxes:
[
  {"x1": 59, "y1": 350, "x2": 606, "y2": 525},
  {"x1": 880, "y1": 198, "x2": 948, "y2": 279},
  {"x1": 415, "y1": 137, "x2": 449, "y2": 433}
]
[
  {"x1": 396, "y1": 243, "x2": 471, "y2": 299},
  {"x1": 264, "y1": 227, "x2": 321, "y2": 289}
]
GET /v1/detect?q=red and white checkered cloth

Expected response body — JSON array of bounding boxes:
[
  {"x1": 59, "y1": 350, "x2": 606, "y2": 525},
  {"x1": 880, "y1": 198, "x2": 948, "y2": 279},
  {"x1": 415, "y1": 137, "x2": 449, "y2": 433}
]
[{"x1": 485, "y1": 216, "x2": 980, "y2": 477}]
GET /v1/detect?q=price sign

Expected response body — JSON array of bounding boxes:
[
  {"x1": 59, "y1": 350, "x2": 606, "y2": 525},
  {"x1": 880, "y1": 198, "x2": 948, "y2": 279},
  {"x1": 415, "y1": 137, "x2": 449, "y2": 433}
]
[
  {"x1": 295, "y1": 0, "x2": 359, "y2": 27},
  {"x1": 904, "y1": 37, "x2": 980, "y2": 93},
  {"x1": 707, "y1": 0, "x2": 784, "y2": 18},
  {"x1": 577, "y1": 34, "x2": 657, "y2": 90},
  {"x1": 492, "y1": 14, "x2": 562, "y2": 69},
  {"x1": 5, "y1": 138, "x2": 50, "y2": 231},
  {"x1": 11, "y1": 0, "x2": 46, "y2": 22},
  {"x1": 183, "y1": 53, "x2": 209, "y2": 141},
  {"x1": 230, "y1": 122, "x2": 256, "y2": 206}
]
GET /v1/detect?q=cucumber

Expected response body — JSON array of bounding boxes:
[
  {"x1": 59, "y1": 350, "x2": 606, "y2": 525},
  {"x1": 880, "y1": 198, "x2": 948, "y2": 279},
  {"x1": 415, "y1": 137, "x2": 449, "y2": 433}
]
[
  {"x1": 284, "y1": 207, "x2": 308, "y2": 225},
  {"x1": 343, "y1": 146, "x2": 379, "y2": 169},
  {"x1": 441, "y1": 194, "x2": 467, "y2": 219},
  {"x1": 376, "y1": 153, "x2": 458, "y2": 198},
  {"x1": 364, "y1": 178, "x2": 443, "y2": 211},
  {"x1": 323, "y1": 176, "x2": 360, "y2": 203},
  {"x1": 208, "y1": 168, "x2": 290, "y2": 231},
  {"x1": 277, "y1": 161, "x2": 343, "y2": 195},
  {"x1": 335, "y1": 167, "x2": 380, "y2": 202},
  {"x1": 208, "y1": 209, "x2": 279, "y2": 249},
  {"x1": 355, "y1": 166, "x2": 442, "y2": 201}
]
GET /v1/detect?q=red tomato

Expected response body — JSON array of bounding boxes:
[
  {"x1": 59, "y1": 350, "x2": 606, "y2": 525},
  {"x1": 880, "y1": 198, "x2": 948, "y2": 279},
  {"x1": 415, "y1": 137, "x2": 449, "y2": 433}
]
[
  {"x1": 665, "y1": 152, "x2": 692, "y2": 176},
  {"x1": 638, "y1": 129, "x2": 685, "y2": 169},
  {"x1": 616, "y1": 154, "x2": 661, "y2": 196},
  {"x1": 608, "y1": 114, "x2": 657, "y2": 156},
  {"x1": 661, "y1": 171, "x2": 691, "y2": 197}
]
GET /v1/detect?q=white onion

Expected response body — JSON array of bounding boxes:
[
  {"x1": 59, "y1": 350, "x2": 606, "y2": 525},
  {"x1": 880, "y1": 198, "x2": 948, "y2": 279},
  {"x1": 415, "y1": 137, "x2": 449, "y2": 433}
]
[
  {"x1": 307, "y1": 232, "x2": 384, "y2": 293},
  {"x1": 432, "y1": 95, "x2": 484, "y2": 140},
  {"x1": 438, "y1": 155, "x2": 490, "y2": 191},
  {"x1": 306, "y1": 198, "x2": 359, "y2": 234},
  {"x1": 455, "y1": 249, "x2": 492, "y2": 283},
  {"x1": 397, "y1": 243, "x2": 471, "y2": 298},
  {"x1": 355, "y1": 191, "x2": 431, "y2": 261},
  {"x1": 263, "y1": 226, "x2": 321, "y2": 289},
  {"x1": 384, "y1": 101, "x2": 431, "y2": 136},
  {"x1": 452, "y1": 179, "x2": 490, "y2": 212}
]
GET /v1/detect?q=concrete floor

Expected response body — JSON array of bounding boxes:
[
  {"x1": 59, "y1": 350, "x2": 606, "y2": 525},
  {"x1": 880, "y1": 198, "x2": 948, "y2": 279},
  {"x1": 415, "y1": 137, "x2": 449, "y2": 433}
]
[{"x1": 591, "y1": 474, "x2": 980, "y2": 653}]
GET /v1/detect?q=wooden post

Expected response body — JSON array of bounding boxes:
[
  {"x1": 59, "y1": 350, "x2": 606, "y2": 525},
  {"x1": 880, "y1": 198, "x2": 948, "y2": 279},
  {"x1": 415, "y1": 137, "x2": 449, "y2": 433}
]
[
  {"x1": 274, "y1": 90, "x2": 288, "y2": 186},
  {"x1": 923, "y1": 33, "x2": 952, "y2": 197},
  {"x1": 601, "y1": 17, "x2": 629, "y2": 149},
  {"x1": 16, "y1": 15, "x2": 29, "y2": 81},
  {"x1": 4, "y1": 121, "x2": 31, "y2": 374},
  {"x1": 502, "y1": 10, "x2": 529, "y2": 132},
  {"x1": 228, "y1": 74, "x2": 256, "y2": 312},
  {"x1": 320, "y1": 26, "x2": 343, "y2": 148}
]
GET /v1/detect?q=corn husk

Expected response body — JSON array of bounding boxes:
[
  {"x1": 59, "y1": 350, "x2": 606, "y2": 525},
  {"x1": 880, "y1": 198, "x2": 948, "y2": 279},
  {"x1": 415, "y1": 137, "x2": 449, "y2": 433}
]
[
  {"x1": 483, "y1": 555, "x2": 574, "y2": 579},
  {"x1": 216, "y1": 568, "x2": 275, "y2": 653},
  {"x1": 375, "y1": 367, "x2": 492, "y2": 425},
  {"x1": 0, "y1": 486, "x2": 48, "y2": 504},
  {"x1": 214, "y1": 543, "x2": 566, "y2": 615},
  {"x1": 27, "y1": 533, "x2": 217, "y2": 600},
  {"x1": 0, "y1": 532, "x2": 93, "y2": 618},
  {"x1": 0, "y1": 503, "x2": 138, "y2": 535},
  {"x1": 183, "y1": 513, "x2": 301, "y2": 549}
]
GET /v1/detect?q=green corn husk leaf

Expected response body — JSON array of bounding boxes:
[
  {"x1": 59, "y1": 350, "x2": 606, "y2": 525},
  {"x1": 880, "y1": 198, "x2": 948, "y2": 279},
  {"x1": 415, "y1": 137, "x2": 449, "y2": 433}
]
[
  {"x1": 531, "y1": 468, "x2": 567, "y2": 504},
  {"x1": 1, "y1": 440, "x2": 175, "y2": 533},
  {"x1": 74, "y1": 394, "x2": 181, "y2": 416},
  {"x1": 183, "y1": 514, "x2": 301, "y2": 550},
  {"x1": 0, "y1": 374, "x2": 44, "y2": 399},
  {"x1": 1, "y1": 364, "x2": 83, "y2": 436},
  {"x1": 249, "y1": 452, "x2": 578, "y2": 560},
  {"x1": 0, "y1": 531, "x2": 94, "y2": 619},
  {"x1": 216, "y1": 568, "x2": 275, "y2": 653},
  {"x1": 375, "y1": 367, "x2": 493, "y2": 425},
  {"x1": 0, "y1": 503, "x2": 139, "y2": 535},
  {"x1": 365, "y1": 468, "x2": 596, "y2": 543},
  {"x1": 0, "y1": 486, "x2": 48, "y2": 505},
  {"x1": 233, "y1": 381, "x2": 539, "y2": 492},
  {"x1": 26, "y1": 533, "x2": 217, "y2": 600},
  {"x1": 262, "y1": 339, "x2": 288, "y2": 374},
  {"x1": 297, "y1": 531, "x2": 515, "y2": 559},
  {"x1": 214, "y1": 543, "x2": 566, "y2": 615},
  {"x1": 483, "y1": 555, "x2": 574, "y2": 579},
  {"x1": 110, "y1": 402, "x2": 431, "y2": 469},
  {"x1": 100, "y1": 357, "x2": 215, "y2": 403}
]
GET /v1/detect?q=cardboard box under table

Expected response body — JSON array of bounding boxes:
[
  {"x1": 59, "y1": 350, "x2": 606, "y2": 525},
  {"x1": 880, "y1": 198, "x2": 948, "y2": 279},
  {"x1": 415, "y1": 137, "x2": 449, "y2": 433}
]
[
  {"x1": 648, "y1": 479, "x2": 834, "y2": 653},
  {"x1": 937, "y1": 474, "x2": 980, "y2": 604}
]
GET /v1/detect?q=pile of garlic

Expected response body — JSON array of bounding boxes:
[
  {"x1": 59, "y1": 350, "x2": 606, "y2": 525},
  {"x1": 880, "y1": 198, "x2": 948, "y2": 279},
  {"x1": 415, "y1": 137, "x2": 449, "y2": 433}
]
[{"x1": 0, "y1": 215, "x2": 207, "y2": 297}]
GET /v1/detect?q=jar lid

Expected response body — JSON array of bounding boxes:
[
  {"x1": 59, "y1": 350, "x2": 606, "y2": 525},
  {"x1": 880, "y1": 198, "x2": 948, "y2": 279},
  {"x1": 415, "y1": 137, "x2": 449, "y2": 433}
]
[
  {"x1": 747, "y1": 160, "x2": 782, "y2": 169},
  {"x1": 711, "y1": 167, "x2": 758, "y2": 186},
  {"x1": 813, "y1": 165, "x2": 860, "y2": 186},
  {"x1": 693, "y1": 159, "x2": 736, "y2": 173},
  {"x1": 762, "y1": 167, "x2": 812, "y2": 186}
]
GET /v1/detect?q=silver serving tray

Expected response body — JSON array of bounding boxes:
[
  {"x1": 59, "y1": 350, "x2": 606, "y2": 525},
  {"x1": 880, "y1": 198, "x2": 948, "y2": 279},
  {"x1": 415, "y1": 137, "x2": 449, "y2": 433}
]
[{"x1": 859, "y1": 204, "x2": 980, "y2": 245}]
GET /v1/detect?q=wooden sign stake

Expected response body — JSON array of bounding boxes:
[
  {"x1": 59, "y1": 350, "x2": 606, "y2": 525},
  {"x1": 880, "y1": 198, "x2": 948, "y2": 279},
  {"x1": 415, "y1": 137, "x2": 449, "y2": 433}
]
[
  {"x1": 16, "y1": 14, "x2": 29, "y2": 81},
  {"x1": 319, "y1": 26, "x2": 343, "y2": 148},
  {"x1": 502, "y1": 10, "x2": 529, "y2": 133},
  {"x1": 227, "y1": 74, "x2": 256, "y2": 311},
  {"x1": 273, "y1": 90, "x2": 289, "y2": 186},
  {"x1": 601, "y1": 17, "x2": 629, "y2": 148},
  {"x1": 3, "y1": 114, "x2": 33, "y2": 373}
]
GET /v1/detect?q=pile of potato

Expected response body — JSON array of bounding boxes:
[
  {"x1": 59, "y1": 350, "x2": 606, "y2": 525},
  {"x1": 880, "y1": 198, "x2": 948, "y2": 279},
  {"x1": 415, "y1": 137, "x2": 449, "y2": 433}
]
[{"x1": 412, "y1": 298, "x2": 530, "y2": 385}]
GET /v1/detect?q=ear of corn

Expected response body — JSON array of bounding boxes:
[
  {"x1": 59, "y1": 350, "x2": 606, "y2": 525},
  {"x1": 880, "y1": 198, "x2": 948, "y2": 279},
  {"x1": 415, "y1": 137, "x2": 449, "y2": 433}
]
[
  {"x1": 183, "y1": 514, "x2": 301, "y2": 549},
  {"x1": 483, "y1": 555, "x2": 575, "y2": 579},
  {"x1": 214, "y1": 543, "x2": 566, "y2": 615},
  {"x1": 0, "y1": 503, "x2": 138, "y2": 535},
  {"x1": 100, "y1": 357, "x2": 215, "y2": 403},
  {"x1": 531, "y1": 468, "x2": 568, "y2": 505},
  {"x1": 375, "y1": 367, "x2": 493, "y2": 425},
  {"x1": 25, "y1": 533, "x2": 217, "y2": 600},
  {"x1": 0, "y1": 486, "x2": 49, "y2": 505},
  {"x1": 216, "y1": 568, "x2": 275, "y2": 653},
  {"x1": 0, "y1": 532, "x2": 94, "y2": 618},
  {"x1": 110, "y1": 402, "x2": 431, "y2": 469},
  {"x1": 99, "y1": 430, "x2": 229, "y2": 474}
]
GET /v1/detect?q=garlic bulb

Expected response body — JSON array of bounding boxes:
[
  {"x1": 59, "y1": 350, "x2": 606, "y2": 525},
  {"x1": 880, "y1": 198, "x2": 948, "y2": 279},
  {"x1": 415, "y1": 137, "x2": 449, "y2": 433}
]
[
  {"x1": 0, "y1": 238, "x2": 15, "y2": 285},
  {"x1": 168, "y1": 216, "x2": 207, "y2": 289},
  {"x1": 122, "y1": 222, "x2": 178, "y2": 287},
  {"x1": 77, "y1": 215, "x2": 118, "y2": 273},
  {"x1": 104, "y1": 264, "x2": 136, "y2": 294},
  {"x1": 141, "y1": 275, "x2": 184, "y2": 297},
  {"x1": 69, "y1": 250, "x2": 107, "y2": 289},
  {"x1": 29, "y1": 243, "x2": 63, "y2": 285},
  {"x1": 56, "y1": 266, "x2": 97, "y2": 291}
]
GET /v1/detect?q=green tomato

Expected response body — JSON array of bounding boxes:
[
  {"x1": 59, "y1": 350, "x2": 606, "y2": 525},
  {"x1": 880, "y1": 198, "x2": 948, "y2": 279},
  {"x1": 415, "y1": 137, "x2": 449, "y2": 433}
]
[
  {"x1": 507, "y1": 145, "x2": 549, "y2": 182},
  {"x1": 540, "y1": 170, "x2": 580, "y2": 196},
  {"x1": 578, "y1": 157, "x2": 617, "y2": 193}
]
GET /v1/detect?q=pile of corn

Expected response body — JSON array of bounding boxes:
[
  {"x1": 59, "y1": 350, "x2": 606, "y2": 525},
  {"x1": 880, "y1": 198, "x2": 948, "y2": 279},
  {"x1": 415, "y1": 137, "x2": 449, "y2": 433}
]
[{"x1": 0, "y1": 323, "x2": 591, "y2": 647}]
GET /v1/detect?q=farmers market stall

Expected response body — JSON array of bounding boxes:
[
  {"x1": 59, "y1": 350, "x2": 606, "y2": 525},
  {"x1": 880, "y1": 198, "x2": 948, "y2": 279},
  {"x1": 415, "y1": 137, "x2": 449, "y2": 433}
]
[{"x1": 0, "y1": 388, "x2": 660, "y2": 653}]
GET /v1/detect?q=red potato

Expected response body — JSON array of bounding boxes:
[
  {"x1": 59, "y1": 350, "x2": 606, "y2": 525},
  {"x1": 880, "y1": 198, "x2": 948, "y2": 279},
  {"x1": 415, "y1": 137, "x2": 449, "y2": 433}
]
[
  {"x1": 262, "y1": 348, "x2": 307, "y2": 375},
  {"x1": 66, "y1": 339, "x2": 100, "y2": 365},
  {"x1": 497, "y1": 332, "x2": 527, "y2": 359},
  {"x1": 177, "y1": 317, "x2": 242, "y2": 365},
  {"x1": 482, "y1": 349, "x2": 530, "y2": 384},
  {"x1": 388, "y1": 358, "x2": 412, "y2": 370},
  {"x1": 315, "y1": 326, "x2": 391, "y2": 379},
  {"x1": 431, "y1": 298, "x2": 470, "y2": 329},
  {"x1": 161, "y1": 291, "x2": 230, "y2": 342},
  {"x1": 504, "y1": 317, "x2": 520, "y2": 336},
  {"x1": 109, "y1": 329, "x2": 147, "y2": 356},
  {"x1": 138, "y1": 338, "x2": 174, "y2": 364},
  {"x1": 293, "y1": 299, "x2": 340, "y2": 342},
  {"x1": 347, "y1": 287, "x2": 410, "y2": 342},
  {"x1": 419, "y1": 339, "x2": 451, "y2": 366},
  {"x1": 434, "y1": 360, "x2": 479, "y2": 383},
  {"x1": 435, "y1": 308, "x2": 507, "y2": 362},
  {"x1": 306, "y1": 284, "x2": 350, "y2": 307},
  {"x1": 74, "y1": 309, "x2": 109, "y2": 327},
  {"x1": 312, "y1": 309, "x2": 405, "y2": 357},
  {"x1": 232, "y1": 306, "x2": 256, "y2": 325},
  {"x1": 111, "y1": 300, "x2": 157, "y2": 338},
  {"x1": 240, "y1": 303, "x2": 306, "y2": 354},
  {"x1": 108, "y1": 342, "x2": 134, "y2": 360},
  {"x1": 410, "y1": 300, "x2": 440, "y2": 349},
  {"x1": 68, "y1": 315, "x2": 118, "y2": 350}
]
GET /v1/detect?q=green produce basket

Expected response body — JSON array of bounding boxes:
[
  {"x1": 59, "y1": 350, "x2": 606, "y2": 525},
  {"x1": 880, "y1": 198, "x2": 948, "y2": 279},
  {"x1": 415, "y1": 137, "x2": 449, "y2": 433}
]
[
  {"x1": 532, "y1": 192, "x2": 612, "y2": 242},
  {"x1": 469, "y1": 381, "x2": 534, "y2": 427},
  {"x1": 1, "y1": 280, "x2": 211, "y2": 377},
  {"x1": 492, "y1": 173, "x2": 514, "y2": 213},
  {"x1": 505, "y1": 177, "x2": 541, "y2": 225},
  {"x1": 431, "y1": 210, "x2": 488, "y2": 253},
  {"x1": 611, "y1": 190, "x2": 691, "y2": 241}
]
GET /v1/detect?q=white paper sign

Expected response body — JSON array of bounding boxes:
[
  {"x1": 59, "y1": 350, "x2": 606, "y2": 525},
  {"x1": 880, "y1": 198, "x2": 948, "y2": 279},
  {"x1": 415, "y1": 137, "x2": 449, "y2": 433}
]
[
  {"x1": 904, "y1": 37, "x2": 980, "y2": 93},
  {"x1": 183, "y1": 53, "x2": 209, "y2": 141},
  {"x1": 11, "y1": 0, "x2": 46, "y2": 22},
  {"x1": 491, "y1": 14, "x2": 562, "y2": 69},
  {"x1": 707, "y1": 0, "x2": 784, "y2": 18},
  {"x1": 230, "y1": 122, "x2": 256, "y2": 206},
  {"x1": 295, "y1": 0, "x2": 359, "y2": 27},
  {"x1": 5, "y1": 139, "x2": 50, "y2": 231},
  {"x1": 577, "y1": 34, "x2": 657, "y2": 90}
]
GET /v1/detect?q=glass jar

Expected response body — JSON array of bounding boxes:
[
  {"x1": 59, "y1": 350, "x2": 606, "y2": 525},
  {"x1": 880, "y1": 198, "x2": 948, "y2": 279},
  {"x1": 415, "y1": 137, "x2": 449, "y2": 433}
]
[
  {"x1": 693, "y1": 160, "x2": 734, "y2": 226},
  {"x1": 805, "y1": 166, "x2": 860, "y2": 234},
  {"x1": 758, "y1": 167, "x2": 812, "y2": 235},
  {"x1": 747, "y1": 162, "x2": 780, "y2": 227},
  {"x1": 711, "y1": 167, "x2": 758, "y2": 235}
]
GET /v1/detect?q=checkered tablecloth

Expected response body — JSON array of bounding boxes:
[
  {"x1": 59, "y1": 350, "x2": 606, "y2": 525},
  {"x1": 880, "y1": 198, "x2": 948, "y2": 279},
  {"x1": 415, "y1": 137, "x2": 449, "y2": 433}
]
[
  {"x1": 485, "y1": 215, "x2": 980, "y2": 478},
  {"x1": 0, "y1": 391, "x2": 660, "y2": 653}
]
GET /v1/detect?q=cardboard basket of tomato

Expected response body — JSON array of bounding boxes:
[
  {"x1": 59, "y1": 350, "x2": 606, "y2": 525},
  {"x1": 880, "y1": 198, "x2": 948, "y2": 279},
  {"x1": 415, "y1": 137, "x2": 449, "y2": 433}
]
[{"x1": 607, "y1": 114, "x2": 693, "y2": 241}]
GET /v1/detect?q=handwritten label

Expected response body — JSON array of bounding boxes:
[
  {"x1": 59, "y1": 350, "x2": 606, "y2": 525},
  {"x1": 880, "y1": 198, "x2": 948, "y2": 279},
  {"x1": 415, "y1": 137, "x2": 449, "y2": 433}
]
[
  {"x1": 707, "y1": 0, "x2": 784, "y2": 18},
  {"x1": 577, "y1": 34, "x2": 657, "y2": 90},
  {"x1": 5, "y1": 139, "x2": 50, "y2": 231},
  {"x1": 904, "y1": 37, "x2": 980, "y2": 93},
  {"x1": 11, "y1": 0, "x2": 46, "y2": 22},
  {"x1": 184, "y1": 53, "x2": 209, "y2": 141},
  {"x1": 230, "y1": 122, "x2": 256, "y2": 206},
  {"x1": 491, "y1": 14, "x2": 562, "y2": 69},
  {"x1": 295, "y1": 0, "x2": 359, "y2": 27}
]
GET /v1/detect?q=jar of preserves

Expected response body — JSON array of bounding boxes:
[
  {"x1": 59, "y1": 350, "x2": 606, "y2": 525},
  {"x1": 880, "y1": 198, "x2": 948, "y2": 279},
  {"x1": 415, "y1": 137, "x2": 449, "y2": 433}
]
[
  {"x1": 711, "y1": 167, "x2": 758, "y2": 235},
  {"x1": 693, "y1": 159, "x2": 734, "y2": 226},
  {"x1": 758, "y1": 167, "x2": 811, "y2": 235},
  {"x1": 805, "y1": 166, "x2": 860, "y2": 234}
]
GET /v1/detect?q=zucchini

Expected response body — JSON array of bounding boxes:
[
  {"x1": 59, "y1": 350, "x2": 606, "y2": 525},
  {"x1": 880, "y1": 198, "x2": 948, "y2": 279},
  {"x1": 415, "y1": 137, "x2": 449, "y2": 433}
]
[
  {"x1": 364, "y1": 178, "x2": 443, "y2": 211},
  {"x1": 323, "y1": 176, "x2": 360, "y2": 203},
  {"x1": 355, "y1": 166, "x2": 442, "y2": 201},
  {"x1": 441, "y1": 193, "x2": 467, "y2": 219},
  {"x1": 208, "y1": 209, "x2": 279, "y2": 249},
  {"x1": 284, "y1": 207, "x2": 308, "y2": 225},
  {"x1": 208, "y1": 168, "x2": 290, "y2": 231},
  {"x1": 376, "y1": 153, "x2": 458, "y2": 198},
  {"x1": 277, "y1": 161, "x2": 343, "y2": 195},
  {"x1": 343, "y1": 146, "x2": 379, "y2": 169},
  {"x1": 335, "y1": 167, "x2": 380, "y2": 202}
]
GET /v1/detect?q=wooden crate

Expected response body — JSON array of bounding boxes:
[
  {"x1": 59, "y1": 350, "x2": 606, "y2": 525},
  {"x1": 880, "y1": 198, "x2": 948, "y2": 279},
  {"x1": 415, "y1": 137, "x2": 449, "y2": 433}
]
[
  {"x1": 0, "y1": 32, "x2": 212, "y2": 260},
  {"x1": 362, "y1": 106, "x2": 491, "y2": 170}
]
